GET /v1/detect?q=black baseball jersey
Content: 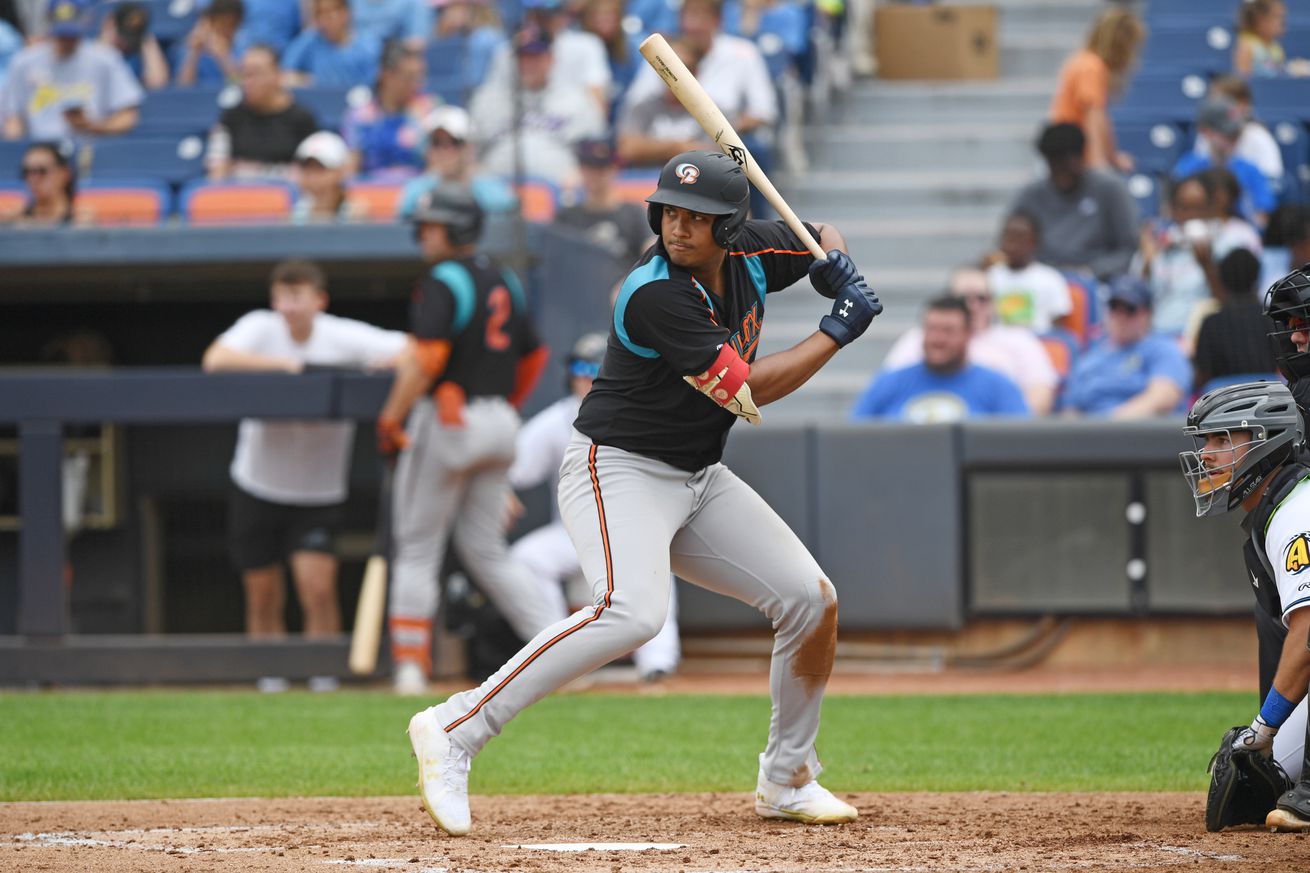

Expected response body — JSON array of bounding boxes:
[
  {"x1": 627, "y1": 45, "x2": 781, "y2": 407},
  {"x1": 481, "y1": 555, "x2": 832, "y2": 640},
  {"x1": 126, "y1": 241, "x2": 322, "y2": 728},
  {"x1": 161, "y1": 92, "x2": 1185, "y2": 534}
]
[
  {"x1": 574, "y1": 219, "x2": 819, "y2": 472},
  {"x1": 410, "y1": 254, "x2": 540, "y2": 397}
]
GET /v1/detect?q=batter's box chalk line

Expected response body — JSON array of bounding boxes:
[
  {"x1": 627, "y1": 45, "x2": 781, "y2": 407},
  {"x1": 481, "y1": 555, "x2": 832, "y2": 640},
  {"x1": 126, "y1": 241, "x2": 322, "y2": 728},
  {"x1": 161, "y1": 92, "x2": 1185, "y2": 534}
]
[
  {"x1": 504, "y1": 842, "x2": 687, "y2": 851},
  {"x1": 323, "y1": 861, "x2": 446, "y2": 871}
]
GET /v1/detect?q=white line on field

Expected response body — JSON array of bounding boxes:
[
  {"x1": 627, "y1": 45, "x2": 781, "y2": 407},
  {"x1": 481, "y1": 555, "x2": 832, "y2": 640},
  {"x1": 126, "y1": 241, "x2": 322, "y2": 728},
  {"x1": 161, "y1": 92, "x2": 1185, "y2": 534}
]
[
  {"x1": 322, "y1": 860, "x2": 446, "y2": 870},
  {"x1": 506, "y1": 842, "x2": 686, "y2": 852},
  {"x1": 11, "y1": 831, "x2": 264, "y2": 855},
  {"x1": 1144, "y1": 843, "x2": 1246, "y2": 862}
]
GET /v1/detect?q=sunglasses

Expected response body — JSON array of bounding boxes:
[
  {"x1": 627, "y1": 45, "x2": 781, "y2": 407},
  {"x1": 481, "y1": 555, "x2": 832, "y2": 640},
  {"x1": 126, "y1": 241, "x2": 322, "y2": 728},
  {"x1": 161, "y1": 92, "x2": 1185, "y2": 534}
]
[
  {"x1": 429, "y1": 136, "x2": 464, "y2": 149},
  {"x1": 1107, "y1": 300, "x2": 1140, "y2": 314},
  {"x1": 20, "y1": 164, "x2": 52, "y2": 178},
  {"x1": 960, "y1": 293, "x2": 993, "y2": 303}
]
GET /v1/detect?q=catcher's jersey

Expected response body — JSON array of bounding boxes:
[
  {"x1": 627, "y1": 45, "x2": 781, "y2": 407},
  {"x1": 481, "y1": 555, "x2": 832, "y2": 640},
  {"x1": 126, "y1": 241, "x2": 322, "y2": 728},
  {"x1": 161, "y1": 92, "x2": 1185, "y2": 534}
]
[
  {"x1": 409, "y1": 254, "x2": 540, "y2": 398},
  {"x1": 574, "y1": 219, "x2": 817, "y2": 472},
  {"x1": 1252, "y1": 472, "x2": 1310, "y2": 626}
]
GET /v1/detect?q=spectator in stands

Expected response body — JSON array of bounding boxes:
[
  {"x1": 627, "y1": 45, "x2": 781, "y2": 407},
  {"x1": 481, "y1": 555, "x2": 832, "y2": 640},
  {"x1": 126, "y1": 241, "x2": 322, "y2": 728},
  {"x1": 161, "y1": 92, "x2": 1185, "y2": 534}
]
[
  {"x1": 1062, "y1": 276, "x2": 1190, "y2": 418},
  {"x1": 281, "y1": 0, "x2": 380, "y2": 89},
  {"x1": 1193, "y1": 75, "x2": 1284, "y2": 195},
  {"x1": 1048, "y1": 7, "x2": 1144, "y2": 172},
  {"x1": 203, "y1": 259, "x2": 407, "y2": 692},
  {"x1": 173, "y1": 0, "x2": 243, "y2": 86},
  {"x1": 1232, "y1": 0, "x2": 1310, "y2": 78},
  {"x1": 851, "y1": 296, "x2": 1029, "y2": 423},
  {"x1": 469, "y1": 24, "x2": 605, "y2": 188},
  {"x1": 482, "y1": 0, "x2": 611, "y2": 121},
  {"x1": 1009, "y1": 123, "x2": 1138, "y2": 281},
  {"x1": 881, "y1": 267, "x2": 1058, "y2": 416},
  {"x1": 431, "y1": 0, "x2": 502, "y2": 88},
  {"x1": 99, "y1": 1, "x2": 168, "y2": 90},
  {"x1": 234, "y1": 0, "x2": 298, "y2": 57},
  {"x1": 206, "y1": 45, "x2": 320, "y2": 181},
  {"x1": 1136, "y1": 173, "x2": 1262, "y2": 338},
  {"x1": 396, "y1": 104, "x2": 516, "y2": 217},
  {"x1": 579, "y1": 0, "x2": 641, "y2": 117},
  {"x1": 616, "y1": 37, "x2": 714, "y2": 167},
  {"x1": 0, "y1": 18, "x2": 20, "y2": 82},
  {"x1": 623, "y1": 0, "x2": 777, "y2": 214},
  {"x1": 0, "y1": 0, "x2": 143, "y2": 140},
  {"x1": 350, "y1": 0, "x2": 430, "y2": 51},
  {"x1": 1173, "y1": 97, "x2": 1276, "y2": 228},
  {"x1": 1193, "y1": 247, "x2": 1279, "y2": 393},
  {"x1": 291, "y1": 131, "x2": 366, "y2": 222},
  {"x1": 556, "y1": 138, "x2": 652, "y2": 265},
  {"x1": 0, "y1": 140, "x2": 75, "y2": 225},
  {"x1": 340, "y1": 41, "x2": 434, "y2": 180},
  {"x1": 982, "y1": 210, "x2": 1073, "y2": 334}
]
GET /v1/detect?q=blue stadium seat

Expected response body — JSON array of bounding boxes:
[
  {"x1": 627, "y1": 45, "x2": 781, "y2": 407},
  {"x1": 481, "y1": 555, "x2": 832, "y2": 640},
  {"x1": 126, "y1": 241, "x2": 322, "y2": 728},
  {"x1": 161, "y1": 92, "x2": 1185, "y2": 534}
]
[
  {"x1": 1147, "y1": 0, "x2": 1232, "y2": 16},
  {"x1": 1137, "y1": 25, "x2": 1234, "y2": 75},
  {"x1": 87, "y1": 136, "x2": 206, "y2": 187},
  {"x1": 1266, "y1": 118, "x2": 1310, "y2": 196},
  {"x1": 1125, "y1": 172, "x2": 1162, "y2": 222},
  {"x1": 292, "y1": 86, "x2": 361, "y2": 132},
  {"x1": 0, "y1": 139, "x2": 34, "y2": 175},
  {"x1": 1113, "y1": 72, "x2": 1208, "y2": 125},
  {"x1": 1116, "y1": 122, "x2": 1187, "y2": 175},
  {"x1": 1250, "y1": 78, "x2": 1310, "y2": 117},
  {"x1": 134, "y1": 87, "x2": 225, "y2": 137}
]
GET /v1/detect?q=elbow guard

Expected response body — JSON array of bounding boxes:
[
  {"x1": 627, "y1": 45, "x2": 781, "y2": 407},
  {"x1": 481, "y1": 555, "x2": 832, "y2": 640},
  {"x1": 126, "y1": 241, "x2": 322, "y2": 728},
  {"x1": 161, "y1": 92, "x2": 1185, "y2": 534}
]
[{"x1": 684, "y1": 344, "x2": 762, "y2": 425}]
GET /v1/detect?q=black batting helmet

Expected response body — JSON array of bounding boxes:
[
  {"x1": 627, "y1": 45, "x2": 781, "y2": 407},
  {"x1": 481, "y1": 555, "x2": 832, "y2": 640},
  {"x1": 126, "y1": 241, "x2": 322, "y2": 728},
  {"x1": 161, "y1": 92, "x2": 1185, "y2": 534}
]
[
  {"x1": 411, "y1": 185, "x2": 484, "y2": 247},
  {"x1": 1264, "y1": 263, "x2": 1310, "y2": 379},
  {"x1": 645, "y1": 150, "x2": 749, "y2": 249}
]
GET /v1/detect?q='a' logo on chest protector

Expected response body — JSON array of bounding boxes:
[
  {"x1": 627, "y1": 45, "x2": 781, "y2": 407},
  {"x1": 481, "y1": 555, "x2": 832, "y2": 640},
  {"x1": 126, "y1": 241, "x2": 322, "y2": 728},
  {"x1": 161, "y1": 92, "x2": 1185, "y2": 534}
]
[{"x1": 1285, "y1": 533, "x2": 1310, "y2": 574}]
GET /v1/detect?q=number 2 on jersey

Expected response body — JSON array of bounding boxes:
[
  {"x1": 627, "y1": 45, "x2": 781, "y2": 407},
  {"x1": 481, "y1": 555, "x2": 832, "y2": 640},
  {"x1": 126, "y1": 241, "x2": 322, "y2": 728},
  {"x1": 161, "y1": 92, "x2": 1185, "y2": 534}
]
[{"x1": 485, "y1": 286, "x2": 511, "y2": 350}]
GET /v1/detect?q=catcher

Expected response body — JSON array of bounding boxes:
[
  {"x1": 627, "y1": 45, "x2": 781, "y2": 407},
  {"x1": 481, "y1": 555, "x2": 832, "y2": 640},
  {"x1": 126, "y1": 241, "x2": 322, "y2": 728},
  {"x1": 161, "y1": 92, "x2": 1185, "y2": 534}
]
[{"x1": 1180, "y1": 380, "x2": 1310, "y2": 831}]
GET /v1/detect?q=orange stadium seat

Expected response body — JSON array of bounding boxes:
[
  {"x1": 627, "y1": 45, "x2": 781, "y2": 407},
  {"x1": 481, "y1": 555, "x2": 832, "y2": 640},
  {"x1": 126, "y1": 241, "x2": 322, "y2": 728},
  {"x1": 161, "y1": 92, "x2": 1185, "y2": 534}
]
[
  {"x1": 348, "y1": 182, "x2": 403, "y2": 222},
  {"x1": 515, "y1": 180, "x2": 558, "y2": 222},
  {"x1": 76, "y1": 184, "x2": 169, "y2": 227},
  {"x1": 182, "y1": 181, "x2": 293, "y2": 225},
  {"x1": 1038, "y1": 332, "x2": 1077, "y2": 380},
  {"x1": 0, "y1": 187, "x2": 26, "y2": 215},
  {"x1": 612, "y1": 174, "x2": 659, "y2": 205},
  {"x1": 1061, "y1": 278, "x2": 1094, "y2": 347}
]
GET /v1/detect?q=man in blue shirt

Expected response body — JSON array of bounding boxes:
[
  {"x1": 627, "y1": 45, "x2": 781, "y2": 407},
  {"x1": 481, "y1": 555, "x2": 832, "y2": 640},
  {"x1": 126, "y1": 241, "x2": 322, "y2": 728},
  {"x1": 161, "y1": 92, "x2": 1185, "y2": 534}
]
[
  {"x1": 1062, "y1": 275, "x2": 1191, "y2": 417},
  {"x1": 1173, "y1": 97, "x2": 1276, "y2": 226},
  {"x1": 851, "y1": 296, "x2": 1029, "y2": 422},
  {"x1": 282, "y1": 0, "x2": 380, "y2": 88}
]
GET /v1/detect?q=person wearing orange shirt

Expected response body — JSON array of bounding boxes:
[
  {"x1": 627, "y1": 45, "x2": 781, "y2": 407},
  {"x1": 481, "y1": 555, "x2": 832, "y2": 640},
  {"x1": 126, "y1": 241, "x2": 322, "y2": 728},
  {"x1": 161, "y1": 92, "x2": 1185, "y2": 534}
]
[{"x1": 1049, "y1": 8, "x2": 1145, "y2": 173}]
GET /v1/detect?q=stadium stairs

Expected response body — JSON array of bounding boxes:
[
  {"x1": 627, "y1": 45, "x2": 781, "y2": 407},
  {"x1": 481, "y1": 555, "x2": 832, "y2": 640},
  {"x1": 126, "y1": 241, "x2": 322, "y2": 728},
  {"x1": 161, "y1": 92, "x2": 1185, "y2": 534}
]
[{"x1": 765, "y1": 0, "x2": 1099, "y2": 422}]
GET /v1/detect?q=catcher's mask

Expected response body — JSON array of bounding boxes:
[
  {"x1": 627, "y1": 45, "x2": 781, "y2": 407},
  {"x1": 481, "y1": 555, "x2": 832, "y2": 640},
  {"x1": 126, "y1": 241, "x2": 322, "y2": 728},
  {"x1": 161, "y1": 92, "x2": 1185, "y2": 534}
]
[
  {"x1": 645, "y1": 150, "x2": 749, "y2": 249},
  {"x1": 1264, "y1": 263, "x2": 1310, "y2": 379},
  {"x1": 1179, "y1": 381, "x2": 1303, "y2": 517}
]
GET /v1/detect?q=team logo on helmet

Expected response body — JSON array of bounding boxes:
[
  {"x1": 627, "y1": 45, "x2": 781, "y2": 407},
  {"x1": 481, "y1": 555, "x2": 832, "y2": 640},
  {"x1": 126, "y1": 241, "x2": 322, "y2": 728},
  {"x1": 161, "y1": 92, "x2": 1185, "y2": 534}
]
[{"x1": 675, "y1": 162, "x2": 700, "y2": 185}]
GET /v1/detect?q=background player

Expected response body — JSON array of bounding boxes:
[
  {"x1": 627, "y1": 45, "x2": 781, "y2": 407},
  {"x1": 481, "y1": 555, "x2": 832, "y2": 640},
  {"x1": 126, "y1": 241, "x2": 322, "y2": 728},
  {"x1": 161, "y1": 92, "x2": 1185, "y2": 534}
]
[
  {"x1": 506, "y1": 332, "x2": 680, "y2": 682},
  {"x1": 1180, "y1": 381, "x2": 1309, "y2": 830},
  {"x1": 406, "y1": 150, "x2": 882, "y2": 836},
  {"x1": 377, "y1": 187, "x2": 557, "y2": 696},
  {"x1": 203, "y1": 258, "x2": 408, "y2": 692}
]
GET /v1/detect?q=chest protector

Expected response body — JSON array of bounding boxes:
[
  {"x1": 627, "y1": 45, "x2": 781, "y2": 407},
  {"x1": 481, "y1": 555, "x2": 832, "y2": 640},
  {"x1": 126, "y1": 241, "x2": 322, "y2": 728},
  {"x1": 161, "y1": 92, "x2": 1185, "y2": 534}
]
[{"x1": 1243, "y1": 460, "x2": 1310, "y2": 619}]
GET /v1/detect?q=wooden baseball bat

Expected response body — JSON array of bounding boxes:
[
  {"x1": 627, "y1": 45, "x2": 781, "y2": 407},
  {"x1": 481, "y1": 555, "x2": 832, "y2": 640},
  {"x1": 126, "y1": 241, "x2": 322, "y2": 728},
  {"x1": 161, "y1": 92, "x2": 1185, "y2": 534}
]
[
  {"x1": 348, "y1": 465, "x2": 392, "y2": 675},
  {"x1": 638, "y1": 32, "x2": 826, "y2": 261}
]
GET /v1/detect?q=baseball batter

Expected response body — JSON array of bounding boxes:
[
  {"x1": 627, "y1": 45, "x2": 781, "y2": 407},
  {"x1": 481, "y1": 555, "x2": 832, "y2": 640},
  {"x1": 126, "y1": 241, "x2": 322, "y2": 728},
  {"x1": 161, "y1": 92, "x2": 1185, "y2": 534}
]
[
  {"x1": 377, "y1": 187, "x2": 557, "y2": 696},
  {"x1": 407, "y1": 150, "x2": 883, "y2": 835},
  {"x1": 507, "y1": 332, "x2": 680, "y2": 681}
]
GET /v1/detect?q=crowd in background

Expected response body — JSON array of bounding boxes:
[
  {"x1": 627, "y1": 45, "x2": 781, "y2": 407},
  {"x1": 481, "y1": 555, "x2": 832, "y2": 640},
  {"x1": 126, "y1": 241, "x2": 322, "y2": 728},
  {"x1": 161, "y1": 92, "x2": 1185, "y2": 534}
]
[{"x1": 852, "y1": 0, "x2": 1310, "y2": 424}]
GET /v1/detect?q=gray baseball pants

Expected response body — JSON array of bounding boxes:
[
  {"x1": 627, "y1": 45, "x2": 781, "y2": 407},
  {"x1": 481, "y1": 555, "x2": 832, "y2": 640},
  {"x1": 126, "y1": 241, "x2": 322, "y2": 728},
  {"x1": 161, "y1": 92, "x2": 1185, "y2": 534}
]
[
  {"x1": 434, "y1": 430, "x2": 839, "y2": 788},
  {"x1": 389, "y1": 397, "x2": 567, "y2": 644}
]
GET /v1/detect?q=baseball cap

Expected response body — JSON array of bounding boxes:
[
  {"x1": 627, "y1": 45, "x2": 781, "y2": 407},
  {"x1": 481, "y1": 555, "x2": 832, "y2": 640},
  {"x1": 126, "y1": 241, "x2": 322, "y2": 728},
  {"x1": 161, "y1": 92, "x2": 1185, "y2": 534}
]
[
  {"x1": 1197, "y1": 97, "x2": 1245, "y2": 140},
  {"x1": 515, "y1": 24, "x2": 552, "y2": 54},
  {"x1": 1105, "y1": 274, "x2": 1153, "y2": 310},
  {"x1": 295, "y1": 131, "x2": 349, "y2": 169},
  {"x1": 576, "y1": 138, "x2": 616, "y2": 168},
  {"x1": 47, "y1": 0, "x2": 89, "y2": 37},
  {"x1": 421, "y1": 105, "x2": 471, "y2": 142}
]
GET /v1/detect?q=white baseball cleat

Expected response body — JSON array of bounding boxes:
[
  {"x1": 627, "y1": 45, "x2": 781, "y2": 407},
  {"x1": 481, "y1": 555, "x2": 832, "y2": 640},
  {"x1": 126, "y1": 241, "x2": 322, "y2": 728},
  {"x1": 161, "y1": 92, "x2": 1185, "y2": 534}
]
[
  {"x1": 755, "y1": 765, "x2": 858, "y2": 825},
  {"x1": 407, "y1": 708, "x2": 472, "y2": 836}
]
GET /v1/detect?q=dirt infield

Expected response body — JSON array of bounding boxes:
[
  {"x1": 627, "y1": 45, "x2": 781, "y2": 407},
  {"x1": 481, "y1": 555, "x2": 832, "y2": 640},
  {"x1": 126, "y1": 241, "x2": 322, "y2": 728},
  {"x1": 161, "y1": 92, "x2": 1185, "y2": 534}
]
[{"x1": 3, "y1": 792, "x2": 1308, "y2": 872}]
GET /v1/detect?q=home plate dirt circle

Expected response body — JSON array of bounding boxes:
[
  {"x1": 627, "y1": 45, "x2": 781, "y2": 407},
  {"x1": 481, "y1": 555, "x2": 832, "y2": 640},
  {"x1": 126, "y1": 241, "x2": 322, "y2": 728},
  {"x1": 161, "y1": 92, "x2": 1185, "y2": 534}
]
[{"x1": 2, "y1": 793, "x2": 1309, "y2": 872}]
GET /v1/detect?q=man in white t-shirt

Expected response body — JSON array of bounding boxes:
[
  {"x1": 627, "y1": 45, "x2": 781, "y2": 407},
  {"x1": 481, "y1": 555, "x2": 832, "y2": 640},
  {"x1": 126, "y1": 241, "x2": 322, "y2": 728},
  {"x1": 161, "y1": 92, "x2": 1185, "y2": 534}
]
[
  {"x1": 983, "y1": 210, "x2": 1073, "y2": 334},
  {"x1": 880, "y1": 267, "x2": 1059, "y2": 415},
  {"x1": 202, "y1": 259, "x2": 408, "y2": 678}
]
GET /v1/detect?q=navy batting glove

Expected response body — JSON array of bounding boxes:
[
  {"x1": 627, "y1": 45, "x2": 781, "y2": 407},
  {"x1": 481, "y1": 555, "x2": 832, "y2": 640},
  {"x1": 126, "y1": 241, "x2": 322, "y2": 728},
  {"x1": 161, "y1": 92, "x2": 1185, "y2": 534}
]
[
  {"x1": 819, "y1": 281, "x2": 883, "y2": 348},
  {"x1": 808, "y1": 249, "x2": 863, "y2": 299}
]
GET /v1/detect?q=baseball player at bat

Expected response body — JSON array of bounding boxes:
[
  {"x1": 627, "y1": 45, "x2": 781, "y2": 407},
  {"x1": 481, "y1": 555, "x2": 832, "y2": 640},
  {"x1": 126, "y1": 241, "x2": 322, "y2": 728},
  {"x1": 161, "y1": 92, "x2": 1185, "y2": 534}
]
[
  {"x1": 377, "y1": 186, "x2": 559, "y2": 696},
  {"x1": 406, "y1": 150, "x2": 882, "y2": 836}
]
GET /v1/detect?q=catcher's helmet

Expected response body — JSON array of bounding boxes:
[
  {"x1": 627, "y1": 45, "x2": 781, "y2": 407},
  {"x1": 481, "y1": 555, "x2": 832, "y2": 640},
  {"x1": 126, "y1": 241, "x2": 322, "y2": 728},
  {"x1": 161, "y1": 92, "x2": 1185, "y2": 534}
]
[
  {"x1": 1179, "y1": 381, "x2": 1304, "y2": 517},
  {"x1": 1264, "y1": 263, "x2": 1310, "y2": 379},
  {"x1": 645, "y1": 150, "x2": 749, "y2": 249},
  {"x1": 411, "y1": 185, "x2": 484, "y2": 247}
]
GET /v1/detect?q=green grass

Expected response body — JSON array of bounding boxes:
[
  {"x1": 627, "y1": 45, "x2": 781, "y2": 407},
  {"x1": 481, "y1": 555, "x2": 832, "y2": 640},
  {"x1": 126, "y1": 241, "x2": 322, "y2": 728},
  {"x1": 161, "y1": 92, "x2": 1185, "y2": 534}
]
[{"x1": 0, "y1": 690, "x2": 1250, "y2": 801}]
